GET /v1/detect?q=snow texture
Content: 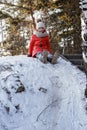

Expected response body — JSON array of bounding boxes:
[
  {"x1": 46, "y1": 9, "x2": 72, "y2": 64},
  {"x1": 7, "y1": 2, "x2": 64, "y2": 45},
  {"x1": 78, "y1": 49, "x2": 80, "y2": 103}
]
[{"x1": 0, "y1": 55, "x2": 86, "y2": 130}]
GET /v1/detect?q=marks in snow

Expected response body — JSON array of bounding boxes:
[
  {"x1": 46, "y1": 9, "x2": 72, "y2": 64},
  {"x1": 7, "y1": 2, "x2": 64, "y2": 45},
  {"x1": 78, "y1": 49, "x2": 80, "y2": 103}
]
[{"x1": 0, "y1": 56, "x2": 86, "y2": 130}]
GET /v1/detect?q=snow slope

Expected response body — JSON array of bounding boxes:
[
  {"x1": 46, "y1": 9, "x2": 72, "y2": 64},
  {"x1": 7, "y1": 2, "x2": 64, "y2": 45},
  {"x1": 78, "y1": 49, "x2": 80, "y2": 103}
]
[{"x1": 0, "y1": 55, "x2": 86, "y2": 130}]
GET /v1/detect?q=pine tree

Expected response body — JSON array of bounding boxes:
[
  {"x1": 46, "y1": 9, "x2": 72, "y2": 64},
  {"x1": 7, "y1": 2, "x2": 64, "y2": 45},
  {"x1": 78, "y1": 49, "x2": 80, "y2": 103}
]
[{"x1": 0, "y1": 0, "x2": 82, "y2": 55}]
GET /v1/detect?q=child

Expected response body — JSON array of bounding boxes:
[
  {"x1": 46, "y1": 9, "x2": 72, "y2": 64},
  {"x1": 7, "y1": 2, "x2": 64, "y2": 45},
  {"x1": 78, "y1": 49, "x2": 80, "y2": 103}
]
[{"x1": 27, "y1": 21, "x2": 59, "y2": 64}]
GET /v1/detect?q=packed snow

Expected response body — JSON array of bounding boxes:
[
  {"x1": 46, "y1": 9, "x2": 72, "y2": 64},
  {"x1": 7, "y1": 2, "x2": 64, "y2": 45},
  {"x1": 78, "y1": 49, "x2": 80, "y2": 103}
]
[{"x1": 0, "y1": 55, "x2": 86, "y2": 130}]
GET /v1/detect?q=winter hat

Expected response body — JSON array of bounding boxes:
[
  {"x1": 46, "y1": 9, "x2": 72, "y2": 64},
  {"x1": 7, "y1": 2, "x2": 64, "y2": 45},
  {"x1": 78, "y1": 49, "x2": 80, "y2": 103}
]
[{"x1": 36, "y1": 22, "x2": 45, "y2": 30}]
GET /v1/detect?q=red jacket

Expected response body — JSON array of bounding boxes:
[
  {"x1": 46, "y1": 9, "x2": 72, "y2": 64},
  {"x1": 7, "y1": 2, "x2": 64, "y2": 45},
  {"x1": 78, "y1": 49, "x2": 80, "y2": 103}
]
[{"x1": 28, "y1": 34, "x2": 51, "y2": 57}]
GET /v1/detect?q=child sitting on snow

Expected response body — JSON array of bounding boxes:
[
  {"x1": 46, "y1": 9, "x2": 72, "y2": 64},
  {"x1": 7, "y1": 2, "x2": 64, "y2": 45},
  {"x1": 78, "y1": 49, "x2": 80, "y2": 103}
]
[{"x1": 27, "y1": 21, "x2": 59, "y2": 64}]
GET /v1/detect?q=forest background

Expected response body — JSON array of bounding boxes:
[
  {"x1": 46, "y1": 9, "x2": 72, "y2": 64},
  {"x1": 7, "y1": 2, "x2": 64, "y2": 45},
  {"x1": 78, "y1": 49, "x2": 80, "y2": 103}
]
[{"x1": 0, "y1": 0, "x2": 82, "y2": 56}]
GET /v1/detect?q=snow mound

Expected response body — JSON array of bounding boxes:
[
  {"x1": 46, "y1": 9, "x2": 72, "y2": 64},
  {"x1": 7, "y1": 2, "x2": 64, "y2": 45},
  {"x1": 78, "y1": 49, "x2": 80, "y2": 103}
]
[{"x1": 0, "y1": 55, "x2": 86, "y2": 130}]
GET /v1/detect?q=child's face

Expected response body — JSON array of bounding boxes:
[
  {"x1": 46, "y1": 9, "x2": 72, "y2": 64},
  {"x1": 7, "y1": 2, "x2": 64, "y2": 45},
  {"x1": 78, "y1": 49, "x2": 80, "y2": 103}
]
[{"x1": 38, "y1": 27, "x2": 45, "y2": 33}]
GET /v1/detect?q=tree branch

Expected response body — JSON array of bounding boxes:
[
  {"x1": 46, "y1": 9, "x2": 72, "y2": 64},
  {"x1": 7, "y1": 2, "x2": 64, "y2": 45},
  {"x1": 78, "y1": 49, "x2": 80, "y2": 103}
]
[
  {"x1": 0, "y1": 1, "x2": 30, "y2": 10},
  {"x1": 0, "y1": 1, "x2": 35, "y2": 28}
]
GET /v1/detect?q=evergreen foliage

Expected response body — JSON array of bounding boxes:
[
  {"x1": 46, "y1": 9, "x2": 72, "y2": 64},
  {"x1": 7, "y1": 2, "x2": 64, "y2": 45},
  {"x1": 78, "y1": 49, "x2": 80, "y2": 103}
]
[{"x1": 0, "y1": 0, "x2": 82, "y2": 55}]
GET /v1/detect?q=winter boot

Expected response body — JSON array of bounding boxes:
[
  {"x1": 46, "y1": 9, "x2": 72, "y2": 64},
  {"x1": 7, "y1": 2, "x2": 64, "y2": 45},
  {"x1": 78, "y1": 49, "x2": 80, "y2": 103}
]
[
  {"x1": 51, "y1": 51, "x2": 59, "y2": 64},
  {"x1": 42, "y1": 50, "x2": 48, "y2": 63}
]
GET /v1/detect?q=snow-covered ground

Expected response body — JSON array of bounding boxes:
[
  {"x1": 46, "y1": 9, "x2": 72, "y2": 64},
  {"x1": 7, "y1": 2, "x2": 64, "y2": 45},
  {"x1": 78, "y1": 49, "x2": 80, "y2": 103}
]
[{"x1": 0, "y1": 55, "x2": 86, "y2": 130}]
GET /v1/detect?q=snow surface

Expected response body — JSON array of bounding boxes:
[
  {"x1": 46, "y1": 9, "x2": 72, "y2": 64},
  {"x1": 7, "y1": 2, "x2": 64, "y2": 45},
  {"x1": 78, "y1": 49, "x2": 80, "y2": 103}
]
[{"x1": 0, "y1": 55, "x2": 86, "y2": 130}]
